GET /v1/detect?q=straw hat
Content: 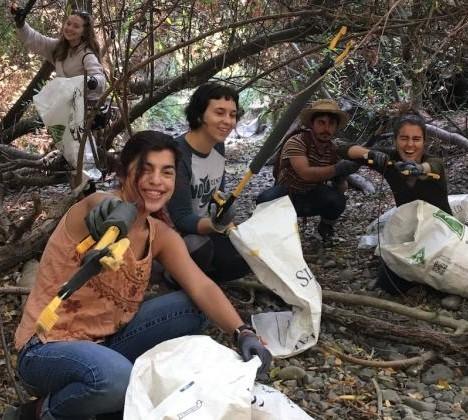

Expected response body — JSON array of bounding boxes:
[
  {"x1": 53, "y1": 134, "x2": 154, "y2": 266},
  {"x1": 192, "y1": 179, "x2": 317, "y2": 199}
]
[{"x1": 300, "y1": 99, "x2": 349, "y2": 129}]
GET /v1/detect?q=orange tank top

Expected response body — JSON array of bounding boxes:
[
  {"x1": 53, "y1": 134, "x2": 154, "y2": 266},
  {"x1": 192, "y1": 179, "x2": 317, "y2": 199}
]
[{"x1": 15, "y1": 211, "x2": 157, "y2": 350}]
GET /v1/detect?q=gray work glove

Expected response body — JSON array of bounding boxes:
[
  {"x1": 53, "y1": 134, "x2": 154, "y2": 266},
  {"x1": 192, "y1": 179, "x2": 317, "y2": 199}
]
[
  {"x1": 85, "y1": 198, "x2": 137, "y2": 240},
  {"x1": 209, "y1": 192, "x2": 236, "y2": 234},
  {"x1": 334, "y1": 160, "x2": 360, "y2": 177},
  {"x1": 10, "y1": 4, "x2": 27, "y2": 28},
  {"x1": 367, "y1": 150, "x2": 390, "y2": 169},
  {"x1": 238, "y1": 330, "x2": 272, "y2": 376},
  {"x1": 395, "y1": 161, "x2": 425, "y2": 177}
]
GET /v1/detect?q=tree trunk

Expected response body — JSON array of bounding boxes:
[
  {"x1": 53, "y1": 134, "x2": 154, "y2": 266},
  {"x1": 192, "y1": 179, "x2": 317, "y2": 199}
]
[{"x1": 0, "y1": 118, "x2": 44, "y2": 145}]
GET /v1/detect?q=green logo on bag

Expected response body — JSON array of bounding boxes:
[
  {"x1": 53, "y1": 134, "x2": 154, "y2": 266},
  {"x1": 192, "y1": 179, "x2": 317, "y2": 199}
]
[
  {"x1": 48, "y1": 125, "x2": 65, "y2": 144},
  {"x1": 433, "y1": 210, "x2": 465, "y2": 240},
  {"x1": 409, "y1": 248, "x2": 425, "y2": 265}
]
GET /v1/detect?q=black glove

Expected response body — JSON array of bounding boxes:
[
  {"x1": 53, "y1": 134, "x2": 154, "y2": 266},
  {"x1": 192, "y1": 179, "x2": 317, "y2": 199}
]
[
  {"x1": 85, "y1": 198, "x2": 137, "y2": 240},
  {"x1": 87, "y1": 76, "x2": 98, "y2": 90},
  {"x1": 10, "y1": 5, "x2": 27, "y2": 28},
  {"x1": 209, "y1": 192, "x2": 236, "y2": 233},
  {"x1": 237, "y1": 330, "x2": 272, "y2": 376},
  {"x1": 367, "y1": 150, "x2": 390, "y2": 169},
  {"x1": 395, "y1": 161, "x2": 425, "y2": 177},
  {"x1": 334, "y1": 160, "x2": 360, "y2": 177}
]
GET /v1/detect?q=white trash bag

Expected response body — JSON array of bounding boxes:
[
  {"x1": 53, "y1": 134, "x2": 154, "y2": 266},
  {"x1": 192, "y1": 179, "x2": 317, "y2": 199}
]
[
  {"x1": 124, "y1": 335, "x2": 313, "y2": 420},
  {"x1": 229, "y1": 196, "x2": 322, "y2": 358},
  {"x1": 378, "y1": 199, "x2": 468, "y2": 297},
  {"x1": 358, "y1": 194, "x2": 468, "y2": 249},
  {"x1": 33, "y1": 76, "x2": 101, "y2": 180},
  {"x1": 448, "y1": 194, "x2": 468, "y2": 225}
]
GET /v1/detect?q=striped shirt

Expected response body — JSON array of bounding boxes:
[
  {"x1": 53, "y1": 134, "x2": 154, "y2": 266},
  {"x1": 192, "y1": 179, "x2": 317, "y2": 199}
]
[{"x1": 277, "y1": 130, "x2": 344, "y2": 192}]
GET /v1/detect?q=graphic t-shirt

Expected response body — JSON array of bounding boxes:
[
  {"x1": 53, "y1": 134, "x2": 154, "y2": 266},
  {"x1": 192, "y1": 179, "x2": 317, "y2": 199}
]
[{"x1": 168, "y1": 134, "x2": 225, "y2": 233}]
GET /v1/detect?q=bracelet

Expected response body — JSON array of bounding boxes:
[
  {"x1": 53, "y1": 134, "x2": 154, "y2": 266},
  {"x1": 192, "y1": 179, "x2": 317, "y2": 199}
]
[{"x1": 233, "y1": 323, "x2": 256, "y2": 341}]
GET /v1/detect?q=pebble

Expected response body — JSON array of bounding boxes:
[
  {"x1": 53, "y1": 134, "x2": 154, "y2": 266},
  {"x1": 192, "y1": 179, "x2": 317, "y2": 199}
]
[
  {"x1": 437, "y1": 401, "x2": 454, "y2": 413},
  {"x1": 457, "y1": 376, "x2": 468, "y2": 387},
  {"x1": 437, "y1": 390, "x2": 456, "y2": 402},
  {"x1": 323, "y1": 260, "x2": 337, "y2": 268},
  {"x1": 277, "y1": 366, "x2": 306, "y2": 381},
  {"x1": 440, "y1": 295, "x2": 463, "y2": 311},
  {"x1": 381, "y1": 389, "x2": 401, "y2": 403},
  {"x1": 421, "y1": 364, "x2": 454, "y2": 385},
  {"x1": 358, "y1": 367, "x2": 376, "y2": 379},
  {"x1": 283, "y1": 379, "x2": 298, "y2": 389},
  {"x1": 461, "y1": 396, "x2": 468, "y2": 412},
  {"x1": 401, "y1": 398, "x2": 436, "y2": 412},
  {"x1": 340, "y1": 268, "x2": 354, "y2": 281},
  {"x1": 366, "y1": 278, "x2": 378, "y2": 289}
]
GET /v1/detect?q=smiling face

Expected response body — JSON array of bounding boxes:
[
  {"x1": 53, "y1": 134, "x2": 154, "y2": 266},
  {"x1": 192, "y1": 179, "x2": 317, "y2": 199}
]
[
  {"x1": 310, "y1": 114, "x2": 338, "y2": 143},
  {"x1": 124, "y1": 150, "x2": 176, "y2": 215},
  {"x1": 197, "y1": 97, "x2": 238, "y2": 145},
  {"x1": 62, "y1": 14, "x2": 86, "y2": 46},
  {"x1": 395, "y1": 123, "x2": 425, "y2": 163}
]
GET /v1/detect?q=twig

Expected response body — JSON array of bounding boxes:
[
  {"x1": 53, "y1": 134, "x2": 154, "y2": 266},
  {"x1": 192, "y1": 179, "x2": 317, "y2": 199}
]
[
  {"x1": 371, "y1": 378, "x2": 383, "y2": 419},
  {"x1": 0, "y1": 313, "x2": 26, "y2": 403},
  {"x1": 318, "y1": 343, "x2": 436, "y2": 368},
  {"x1": 0, "y1": 286, "x2": 31, "y2": 295}
]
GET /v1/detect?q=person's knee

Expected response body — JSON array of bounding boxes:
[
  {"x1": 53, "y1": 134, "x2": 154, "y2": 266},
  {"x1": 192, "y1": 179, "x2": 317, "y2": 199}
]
[
  {"x1": 323, "y1": 190, "x2": 346, "y2": 218},
  {"x1": 256, "y1": 184, "x2": 288, "y2": 205},
  {"x1": 85, "y1": 359, "x2": 132, "y2": 412}
]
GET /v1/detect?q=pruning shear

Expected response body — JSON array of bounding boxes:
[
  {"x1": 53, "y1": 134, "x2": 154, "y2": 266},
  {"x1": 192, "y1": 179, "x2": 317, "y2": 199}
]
[
  {"x1": 212, "y1": 26, "x2": 355, "y2": 222},
  {"x1": 36, "y1": 226, "x2": 131, "y2": 334},
  {"x1": 367, "y1": 159, "x2": 441, "y2": 180}
]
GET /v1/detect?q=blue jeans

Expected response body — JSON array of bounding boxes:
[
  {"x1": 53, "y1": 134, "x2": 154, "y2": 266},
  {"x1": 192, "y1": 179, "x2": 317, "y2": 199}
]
[{"x1": 17, "y1": 291, "x2": 206, "y2": 420}]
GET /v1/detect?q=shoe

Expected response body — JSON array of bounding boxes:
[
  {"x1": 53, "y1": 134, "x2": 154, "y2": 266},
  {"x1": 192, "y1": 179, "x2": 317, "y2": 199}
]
[{"x1": 317, "y1": 220, "x2": 334, "y2": 241}]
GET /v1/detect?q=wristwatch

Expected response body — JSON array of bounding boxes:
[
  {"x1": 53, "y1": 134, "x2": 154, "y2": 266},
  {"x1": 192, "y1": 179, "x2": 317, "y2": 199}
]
[{"x1": 233, "y1": 323, "x2": 256, "y2": 341}]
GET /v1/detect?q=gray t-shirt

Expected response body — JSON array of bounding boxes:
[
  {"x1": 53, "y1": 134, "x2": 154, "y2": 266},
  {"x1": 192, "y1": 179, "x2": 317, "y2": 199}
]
[{"x1": 167, "y1": 134, "x2": 225, "y2": 233}]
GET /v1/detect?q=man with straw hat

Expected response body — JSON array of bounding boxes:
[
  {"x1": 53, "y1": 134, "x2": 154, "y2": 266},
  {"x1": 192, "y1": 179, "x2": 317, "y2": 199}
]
[{"x1": 257, "y1": 99, "x2": 359, "y2": 240}]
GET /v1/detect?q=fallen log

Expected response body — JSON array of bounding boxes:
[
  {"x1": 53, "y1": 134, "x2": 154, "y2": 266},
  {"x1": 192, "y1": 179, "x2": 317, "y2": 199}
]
[{"x1": 426, "y1": 124, "x2": 468, "y2": 150}]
